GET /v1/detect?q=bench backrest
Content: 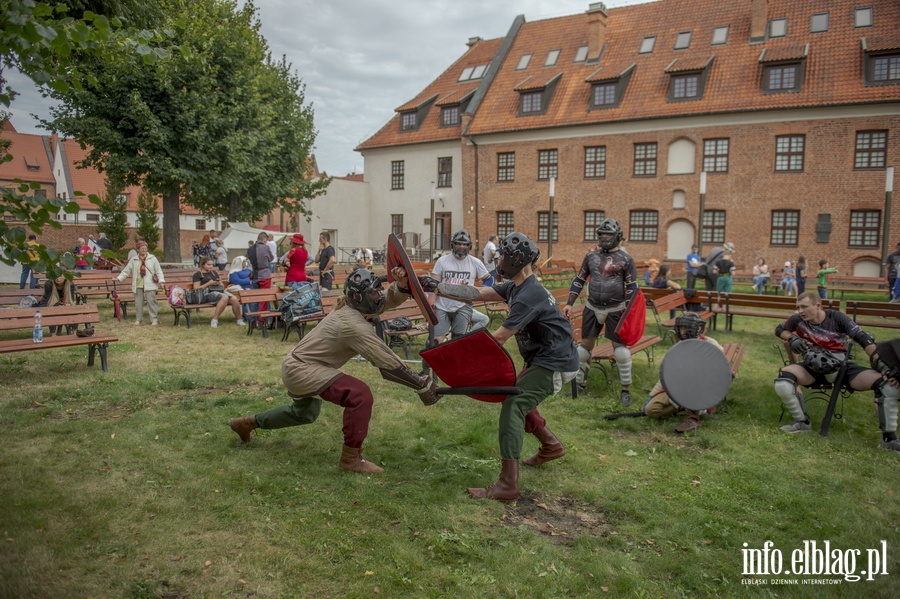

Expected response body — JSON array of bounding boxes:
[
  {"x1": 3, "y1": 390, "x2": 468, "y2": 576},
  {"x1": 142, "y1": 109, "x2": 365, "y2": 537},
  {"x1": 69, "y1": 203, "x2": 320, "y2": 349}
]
[
  {"x1": 650, "y1": 290, "x2": 686, "y2": 314},
  {"x1": 0, "y1": 304, "x2": 101, "y2": 331},
  {"x1": 847, "y1": 300, "x2": 900, "y2": 319}
]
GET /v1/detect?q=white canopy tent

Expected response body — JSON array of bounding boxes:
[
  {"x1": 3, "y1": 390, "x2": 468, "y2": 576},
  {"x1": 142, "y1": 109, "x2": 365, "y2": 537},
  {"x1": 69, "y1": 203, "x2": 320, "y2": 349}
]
[{"x1": 216, "y1": 222, "x2": 293, "y2": 253}]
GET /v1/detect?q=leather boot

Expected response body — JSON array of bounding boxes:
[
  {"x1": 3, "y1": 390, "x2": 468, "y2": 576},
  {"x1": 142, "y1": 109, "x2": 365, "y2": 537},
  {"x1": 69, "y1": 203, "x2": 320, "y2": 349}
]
[
  {"x1": 523, "y1": 427, "x2": 566, "y2": 467},
  {"x1": 339, "y1": 446, "x2": 385, "y2": 474},
  {"x1": 467, "y1": 459, "x2": 520, "y2": 501},
  {"x1": 230, "y1": 416, "x2": 258, "y2": 443},
  {"x1": 674, "y1": 411, "x2": 701, "y2": 434}
]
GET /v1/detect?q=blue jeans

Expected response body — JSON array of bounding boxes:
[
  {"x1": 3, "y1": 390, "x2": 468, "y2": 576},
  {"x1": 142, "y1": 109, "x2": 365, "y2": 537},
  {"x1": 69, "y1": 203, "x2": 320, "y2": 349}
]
[
  {"x1": 20, "y1": 264, "x2": 38, "y2": 289},
  {"x1": 817, "y1": 287, "x2": 827, "y2": 299}
]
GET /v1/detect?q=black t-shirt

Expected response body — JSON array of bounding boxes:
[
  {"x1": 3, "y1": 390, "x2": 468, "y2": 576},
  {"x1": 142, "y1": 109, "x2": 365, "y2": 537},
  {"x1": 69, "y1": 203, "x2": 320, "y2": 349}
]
[
  {"x1": 318, "y1": 245, "x2": 335, "y2": 275},
  {"x1": 495, "y1": 276, "x2": 578, "y2": 372},
  {"x1": 715, "y1": 259, "x2": 735, "y2": 276},
  {"x1": 193, "y1": 271, "x2": 221, "y2": 286},
  {"x1": 887, "y1": 251, "x2": 900, "y2": 281}
]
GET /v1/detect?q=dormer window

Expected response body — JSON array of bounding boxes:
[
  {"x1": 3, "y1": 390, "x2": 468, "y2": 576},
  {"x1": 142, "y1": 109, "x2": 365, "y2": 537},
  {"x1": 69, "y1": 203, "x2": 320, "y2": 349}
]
[
  {"x1": 639, "y1": 36, "x2": 656, "y2": 54},
  {"x1": 522, "y1": 92, "x2": 543, "y2": 113},
  {"x1": 665, "y1": 56, "x2": 713, "y2": 102},
  {"x1": 395, "y1": 93, "x2": 437, "y2": 132},
  {"x1": 759, "y1": 45, "x2": 808, "y2": 93},
  {"x1": 545, "y1": 49, "x2": 560, "y2": 66},
  {"x1": 586, "y1": 64, "x2": 634, "y2": 110},
  {"x1": 769, "y1": 18, "x2": 787, "y2": 38},
  {"x1": 23, "y1": 157, "x2": 40, "y2": 171},
  {"x1": 674, "y1": 31, "x2": 692, "y2": 50},
  {"x1": 441, "y1": 105, "x2": 460, "y2": 126},
  {"x1": 593, "y1": 83, "x2": 615, "y2": 106},
  {"x1": 401, "y1": 112, "x2": 417, "y2": 131},
  {"x1": 514, "y1": 73, "x2": 562, "y2": 116}
]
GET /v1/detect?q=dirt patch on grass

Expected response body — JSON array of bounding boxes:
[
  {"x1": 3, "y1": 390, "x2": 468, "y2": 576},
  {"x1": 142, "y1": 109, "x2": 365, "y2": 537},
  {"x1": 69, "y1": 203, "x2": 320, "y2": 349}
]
[{"x1": 501, "y1": 495, "x2": 612, "y2": 544}]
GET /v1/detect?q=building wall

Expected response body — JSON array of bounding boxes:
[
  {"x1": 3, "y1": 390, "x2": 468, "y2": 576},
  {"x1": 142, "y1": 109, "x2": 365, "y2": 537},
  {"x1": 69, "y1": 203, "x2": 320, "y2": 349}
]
[
  {"x1": 462, "y1": 108, "x2": 900, "y2": 274},
  {"x1": 301, "y1": 177, "x2": 372, "y2": 263}
]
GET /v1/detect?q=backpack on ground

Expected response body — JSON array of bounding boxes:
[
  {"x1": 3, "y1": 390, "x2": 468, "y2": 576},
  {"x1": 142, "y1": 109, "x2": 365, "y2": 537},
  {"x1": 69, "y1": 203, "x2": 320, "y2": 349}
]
[{"x1": 280, "y1": 282, "x2": 323, "y2": 323}]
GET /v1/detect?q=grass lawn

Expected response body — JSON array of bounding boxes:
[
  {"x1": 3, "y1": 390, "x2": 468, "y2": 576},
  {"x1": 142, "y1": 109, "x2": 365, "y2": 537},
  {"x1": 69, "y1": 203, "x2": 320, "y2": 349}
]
[{"x1": 1, "y1": 290, "x2": 898, "y2": 598}]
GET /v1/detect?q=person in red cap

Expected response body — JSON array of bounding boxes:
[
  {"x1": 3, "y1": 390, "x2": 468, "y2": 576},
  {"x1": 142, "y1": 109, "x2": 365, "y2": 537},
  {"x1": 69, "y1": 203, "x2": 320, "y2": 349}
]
[{"x1": 284, "y1": 233, "x2": 309, "y2": 287}]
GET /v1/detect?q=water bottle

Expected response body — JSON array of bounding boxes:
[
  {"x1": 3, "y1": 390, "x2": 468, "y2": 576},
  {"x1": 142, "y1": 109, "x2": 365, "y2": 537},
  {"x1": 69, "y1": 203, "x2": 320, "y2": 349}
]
[{"x1": 33, "y1": 310, "x2": 43, "y2": 343}]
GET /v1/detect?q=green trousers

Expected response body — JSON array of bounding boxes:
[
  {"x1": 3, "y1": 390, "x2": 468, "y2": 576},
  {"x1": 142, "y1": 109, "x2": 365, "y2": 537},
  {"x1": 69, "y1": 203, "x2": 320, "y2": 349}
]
[{"x1": 499, "y1": 365, "x2": 554, "y2": 460}]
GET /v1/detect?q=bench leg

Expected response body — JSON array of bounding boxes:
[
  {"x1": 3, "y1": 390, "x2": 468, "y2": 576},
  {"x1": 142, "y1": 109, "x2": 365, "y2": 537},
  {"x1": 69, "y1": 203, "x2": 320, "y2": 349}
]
[
  {"x1": 260, "y1": 320, "x2": 269, "y2": 339},
  {"x1": 184, "y1": 310, "x2": 193, "y2": 329},
  {"x1": 173, "y1": 308, "x2": 182, "y2": 327},
  {"x1": 121, "y1": 303, "x2": 128, "y2": 319},
  {"x1": 87, "y1": 342, "x2": 110, "y2": 372}
]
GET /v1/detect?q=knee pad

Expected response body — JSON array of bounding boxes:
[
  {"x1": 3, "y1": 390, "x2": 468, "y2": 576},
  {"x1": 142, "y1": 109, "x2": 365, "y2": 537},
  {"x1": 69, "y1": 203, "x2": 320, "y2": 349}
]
[
  {"x1": 774, "y1": 375, "x2": 807, "y2": 422},
  {"x1": 874, "y1": 384, "x2": 900, "y2": 434},
  {"x1": 614, "y1": 345, "x2": 632, "y2": 386},
  {"x1": 576, "y1": 345, "x2": 591, "y2": 385}
]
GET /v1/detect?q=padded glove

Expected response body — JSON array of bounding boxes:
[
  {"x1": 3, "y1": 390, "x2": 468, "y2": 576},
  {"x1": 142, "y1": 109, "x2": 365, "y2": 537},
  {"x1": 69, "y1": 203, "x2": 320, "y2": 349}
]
[
  {"x1": 416, "y1": 376, "x2": 441, "y2": 406},
  {"x1": 788, "y1": 335, "x2": 808, "y2": 355}
]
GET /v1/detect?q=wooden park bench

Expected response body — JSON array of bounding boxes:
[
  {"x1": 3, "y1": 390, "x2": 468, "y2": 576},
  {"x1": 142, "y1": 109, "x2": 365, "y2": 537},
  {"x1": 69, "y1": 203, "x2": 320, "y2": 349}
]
[
  {"x1": 71, "y1": 270, "x2": 117, "y2": 304},
  {"x1": 0, "y1": 304, "x2": 118, "y2": 372},
  {"x1": 166, "y1": 282, "x2": 218, "y2": 328},
  {"x1": 718, "y1": 293, "x2": 839, "y2": 333},
  {"x1": 828, "y1": 275, "x2": 887, "y2": 301},
  {"x1": 648, "y1": 290, "x2": 714, "y2": 343},
  {"x1": 377, "y1": 300, "x2": 432, "y2": 359},
  {"x1": 236, "y1": 288, "x2": 282, "y2": 338},
  {"x1": 0, "y1": 288, "x2": 41, "y2": 307},
  {"x1": 844, "y1": 300, "x2": 900, "y2": 330}
]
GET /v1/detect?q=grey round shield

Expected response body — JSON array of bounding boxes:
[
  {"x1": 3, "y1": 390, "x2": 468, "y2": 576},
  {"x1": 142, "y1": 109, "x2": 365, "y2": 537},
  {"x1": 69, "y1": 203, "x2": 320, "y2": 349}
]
[{"x1": 659, "y1": 339, "x2": 732, "y2": 411}]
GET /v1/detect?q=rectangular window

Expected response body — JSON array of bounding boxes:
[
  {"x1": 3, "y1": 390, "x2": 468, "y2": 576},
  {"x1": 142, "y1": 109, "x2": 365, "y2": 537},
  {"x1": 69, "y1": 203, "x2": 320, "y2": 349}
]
[
  {"x1": 855, "y1": 7, "x2": 873, "y2": 28},
  {"x1": 639, "y1": 36, "x2": 656, "y2": 54},
  {"x1": 711, "y1": 26, "x2": 729, "y2": 45},
  {"x1": 769, "y1": 18, "x2": 787, "y2": 38},
  {"x1": 437, "y1": 157, "x2": 452, "y2": 188},
  {"x1": 538, "y1": 149, "x2": 558, "y2": 180},
  {"x1": 544, "y1": 49, "x2": 560, "y2": 66},
  {"x1": 86, "y1": 213, "x2": 100, "y2": 222},
  {"x1": 633, "y1": 143, "x2": 657, "y2": 176},
  {"x1": 522, "y1": 91, "x2": 543, "y2": 113},
  {"x1": 574, "y1": 45, "x2": 588, "y2": 62},
  {"x1": 672, "y1": 74, "x2": 699, "y2": 98},
  {"x1": 873, "y1": 55, "x2": 900, "y2": 82},
  {"x1": 584, "y1": 210, "x2": 605, "y2": 242},
  {"x1": 629, "y1": 210, "x2": 659, "y2": 242},
  {"x1": 701, "y1": 210, "x2": 726, "y2": 244},
  {"x1": 517, "y1": 54, "x2": 532, "y2": 70},
  {"x1": 771, "y1": 210, "x2": 800, "y2": 245},
  {"x1": 674, "y1": 31, "x2": 692, "y2": 50},
  {"x1": 497, "y1": 152, "x2": 515, "y2": 182},
  {"x1": 810, "y1": 13, "x2": 828, "y2": 33},
  {"x1": 537, "y1": 211, "x2": 559, "y2": 243},
  {"x1": 391, "y1": 215, "x2": 404, "y2": 237},
  {"x1": 703, "y1": 138, "x2": 730, "y2": 173},
  {"x1": 766, "y1": 64, "x2": 798, "y2": 91},
  {"x1": 401, "y1": 112, "x2": 416, "y2": 131},
  {"x1": 195, "y1": 219, "x2": 207, "y2": 230},
  {"x1": 849, "y1": 210, "x2": 880, "y2": 247},
  {"x1": 497, "y1": 211, "x2": 514, "y2": 238},
  {"x1": 775, "y1": 135, "x2": 805, "y2": 172},
  {"x1": 592, "y1": 83, "x2": 616, "y2": 106},
  {"x1": 855, "y1": 131, "x2": 888, "y2": 169},
  {"x1": 391, "y1": 160, "x2": 405, "y2": 189},
  {"x1": 441, "y1": 106, "x2": 459, "y2": 126},
  {"x1": 584, "y1": 146, "x2": 606, "y2": 178}
]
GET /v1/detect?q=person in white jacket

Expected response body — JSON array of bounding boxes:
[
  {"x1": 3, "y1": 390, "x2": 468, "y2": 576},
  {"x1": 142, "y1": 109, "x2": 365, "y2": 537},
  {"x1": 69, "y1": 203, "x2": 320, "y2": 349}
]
[{"x1": 116, "y1": 241, "x2": 165, "y2": 325}]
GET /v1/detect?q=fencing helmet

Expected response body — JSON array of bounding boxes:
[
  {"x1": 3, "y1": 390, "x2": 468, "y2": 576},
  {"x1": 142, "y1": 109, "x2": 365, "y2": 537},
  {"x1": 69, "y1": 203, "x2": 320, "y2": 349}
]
[
  {"x1": 344, "y1": 268, "x2": 385, "y2": 315},
  {"x1": 596, "y1": 218, "x2": 624, "y2": 251},
  {"x1": 450, "y1": 230, "x2": 472, "y2": 259},
  {"x1": 497, "y1": 232, "x2": 540, "y2": 278},
  {"x1": 674, "y1": 312, "x2": 706, "y2": 341},
  {"x1": 804, "y1": 346, "x2": 842, "y2": 374}
]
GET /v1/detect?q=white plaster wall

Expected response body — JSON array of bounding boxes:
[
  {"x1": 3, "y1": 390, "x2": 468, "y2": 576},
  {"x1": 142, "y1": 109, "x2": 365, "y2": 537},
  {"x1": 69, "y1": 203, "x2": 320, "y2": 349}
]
[{"x1": 303, "y1": 177, "x2": 371, "y2": 261}]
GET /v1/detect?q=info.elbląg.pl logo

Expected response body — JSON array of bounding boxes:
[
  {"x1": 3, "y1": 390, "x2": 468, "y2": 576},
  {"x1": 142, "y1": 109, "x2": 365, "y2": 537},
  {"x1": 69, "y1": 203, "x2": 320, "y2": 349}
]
[{"x1": 741, "y1": 540, "x2": 889, "y2": 584}]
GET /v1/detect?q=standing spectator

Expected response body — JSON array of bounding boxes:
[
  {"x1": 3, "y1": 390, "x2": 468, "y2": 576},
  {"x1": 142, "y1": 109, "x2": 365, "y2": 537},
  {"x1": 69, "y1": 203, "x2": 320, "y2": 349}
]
[
  {"x1": 796, "y1": 256, "x2": 808, "y2": 294},
  {"x1": 95, "y1": 232, "x2": 113, "y2": 251},
  {"x1": 213, "y1": 240, "x2": 228, "y2": 272},
  {"x1": 781, "y1": 261, "x2": 797, "y2": 296},
  {"x1": 116, "y1": 241, "x2": 165, "y2": 326},
  {"x1": 816, "y1": 259, "x2": 837, "y2": 300},
  {"x1": 482, "y1": 234, "x2": 499, "y2": 280},
  {"x1": 562, "y1": 218, "x2": 637, "y2": 407},
  {"x1": 284, "y1": 234, "x2": 309, "y2": 287},
  {"x1": 431, "y1": 230, "x2": 490, "y2": 343},
  {"x1": 248, "y1": 232, "x2": 275, "y2": 290},
  {"x1": 315, "y1": 232, "x2": 336, "y2": 290},
  {"x1": 751, "y1": 257, "x2": 770, "y2": 294},
  {"x1": 266, "y1": 234, "x2": 278, "y2": 272},
  {"x1": 886, "y1": 242, "x2": 900, "y2": 301},
  {"x1": 685, "y1": 244, "x2": 701, "y2": 289},
  {"x1": 74, "y1": 237, "x2": 92, "y2": 270},
  {"x1": 714, "y1": 251, "x2": 736, "y2": 294},
  {"x1": 196, "y1": 234, "x2": 211, "y2": 266},
  {"x1": 702, "y1": 242, "x2": 734, "y2": 291},
  {"x1": 20, "y1": 234, "x2": 39, "y2": 289}
]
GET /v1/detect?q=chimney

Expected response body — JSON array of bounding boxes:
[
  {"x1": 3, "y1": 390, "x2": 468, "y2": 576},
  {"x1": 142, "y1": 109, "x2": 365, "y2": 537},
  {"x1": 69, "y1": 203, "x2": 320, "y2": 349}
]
[
  {"x1": 467, "y1": 36, "x2": 482, "y2": 47},
  {"x1": 750, "y1": 0, "x2": 768, "y2": 44},
  {"x1": 586, "y1": 3, "x2": 608, "y2": 63}
]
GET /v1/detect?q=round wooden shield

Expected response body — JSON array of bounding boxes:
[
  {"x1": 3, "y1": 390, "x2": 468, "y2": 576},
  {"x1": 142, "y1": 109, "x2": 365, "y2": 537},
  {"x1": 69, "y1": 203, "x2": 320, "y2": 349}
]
[{"x1": 659, "y1": 338, "x2": 732, "y2": 411}]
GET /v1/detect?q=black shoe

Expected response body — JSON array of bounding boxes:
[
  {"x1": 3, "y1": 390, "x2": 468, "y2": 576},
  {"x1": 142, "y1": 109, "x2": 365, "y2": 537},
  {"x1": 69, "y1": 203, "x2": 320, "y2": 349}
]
[{"x1": 620, "y1": 390, "x2": 631, "y2": 407}]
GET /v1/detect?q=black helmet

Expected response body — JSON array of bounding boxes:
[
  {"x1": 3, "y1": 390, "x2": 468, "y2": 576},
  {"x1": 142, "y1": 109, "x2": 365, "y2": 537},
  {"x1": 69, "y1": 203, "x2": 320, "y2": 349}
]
[
  {"x1": 343, "y1": 268, "x2": 385, "y2": 315},
  {"x1": 497, "y1": 232, "x2": 540, "y2": 278},
  {"x1": 674, "y1": 312, "x2": 706, "y2": 341},
  {"x1": 450, "y1": 229, "x2": 472, "y2": 259},
  {"x1": 804, "y1": 347, "x2": 842, "y2": 374},
  {"x1": 596, "y1": 218, "x2": 624, "y2": 251}
]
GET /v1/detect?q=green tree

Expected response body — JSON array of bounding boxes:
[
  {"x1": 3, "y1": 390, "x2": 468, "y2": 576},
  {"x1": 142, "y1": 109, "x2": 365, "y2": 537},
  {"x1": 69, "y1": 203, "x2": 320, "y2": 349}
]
[
  {"x1": 1, "y1": 1, "x2": 170, "y2": 279},
  {"x1": 47, "y1": 0, "x2": 329, "y2": 263},
  {"x1": 135, "y1": 189, "x2": 160, "y2": 252},
  {"x1": 96, "y1": 177, "x2": 129, "y2": 251}
]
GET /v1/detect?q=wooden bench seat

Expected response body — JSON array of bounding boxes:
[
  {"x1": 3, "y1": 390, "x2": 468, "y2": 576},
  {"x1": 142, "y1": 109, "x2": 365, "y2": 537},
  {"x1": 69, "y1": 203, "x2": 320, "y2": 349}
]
[
  {"x1": 845, "y1": 300, "x2": 900, "y2": 330},
  {"x1": 0, "y1": 304, "x2": 118, "y2": 371}
]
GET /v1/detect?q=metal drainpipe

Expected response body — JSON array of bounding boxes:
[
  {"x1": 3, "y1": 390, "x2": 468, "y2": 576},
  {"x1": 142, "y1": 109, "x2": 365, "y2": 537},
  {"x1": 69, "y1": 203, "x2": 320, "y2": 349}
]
[{"x1": 468, "y1": 136, "x2": 480, "y2": 257}]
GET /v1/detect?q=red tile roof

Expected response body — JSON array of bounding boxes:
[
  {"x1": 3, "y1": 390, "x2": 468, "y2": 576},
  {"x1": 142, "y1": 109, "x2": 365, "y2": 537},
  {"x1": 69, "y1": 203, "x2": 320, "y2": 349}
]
[{"x1": 0, "y1": 130, "x2": 54, "y2": 185}]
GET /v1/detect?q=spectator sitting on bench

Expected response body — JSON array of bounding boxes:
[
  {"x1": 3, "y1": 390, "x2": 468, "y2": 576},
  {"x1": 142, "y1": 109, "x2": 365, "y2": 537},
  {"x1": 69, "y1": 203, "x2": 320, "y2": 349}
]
[
  {"x1": 194, "y1": 257, "x2": 246, "y2": 329},
  {"x1": 774, "y1": 291, "x2": 900, "y2": 453},
  {"x1": 752, "y1": 257, "x2": 770, "y2": 294},
  {"x1": 36, "y1": 269, "x2": 79, "y2": 336},
  {"x1": 781, "y1": 261, "x2": 797, "y2": 297},
  {"x1": 643, "y1": 312, "x2": 727, "y2": 433}
]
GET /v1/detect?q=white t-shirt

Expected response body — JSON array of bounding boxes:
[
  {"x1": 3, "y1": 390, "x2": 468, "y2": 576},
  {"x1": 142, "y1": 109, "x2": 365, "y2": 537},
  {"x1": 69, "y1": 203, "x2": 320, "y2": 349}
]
[
  {"x1": 266, "y1": 240, "x2": 277, "y2": 263},
  {"x1": 432, "y1": 253, "x2": 489, "y2": 312},
  {"x1": 482, "y1": 241, "x2": 498, "y2": 269}
]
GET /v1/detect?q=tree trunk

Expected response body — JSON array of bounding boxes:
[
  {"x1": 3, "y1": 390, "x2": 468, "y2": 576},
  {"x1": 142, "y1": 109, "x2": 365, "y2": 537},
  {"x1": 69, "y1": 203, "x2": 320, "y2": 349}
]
[{"x1": 162, "y1": 189, "x2": 182, "y2": 263}]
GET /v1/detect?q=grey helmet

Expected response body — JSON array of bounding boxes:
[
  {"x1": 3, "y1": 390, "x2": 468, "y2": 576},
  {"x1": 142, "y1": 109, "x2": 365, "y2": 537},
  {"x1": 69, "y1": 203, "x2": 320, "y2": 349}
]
[
  {"x1": 804, "y1": 346, "x2": 842, "y2": 374},
  {"x1": 596, "y1": 218, "x2": 624, "y2": 251},
  {"x1": 674, "y1": 312, "x2": 706, "y2": 341},
  {"x1": 497, "y1": 232, "x2": 540, "y2": 278},
  {"x1": 344, "y1": 268, "x2": 385, "y2": 315},
  {"x1": 450, "y1": 229, "x2": 472, "y2": 259}
]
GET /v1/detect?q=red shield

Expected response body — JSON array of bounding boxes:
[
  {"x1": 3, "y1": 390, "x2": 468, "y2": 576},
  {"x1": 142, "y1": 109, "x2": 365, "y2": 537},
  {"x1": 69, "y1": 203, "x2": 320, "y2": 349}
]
[
  {"x1": 386, "y1": 233, "x2": 438, "y2": 326},
  {"x1": 420, "y1": 329, "x2": 517, "y2": 402},
  {"x1": 614, "y1": 287, "x2": 646, "y2": 346}
]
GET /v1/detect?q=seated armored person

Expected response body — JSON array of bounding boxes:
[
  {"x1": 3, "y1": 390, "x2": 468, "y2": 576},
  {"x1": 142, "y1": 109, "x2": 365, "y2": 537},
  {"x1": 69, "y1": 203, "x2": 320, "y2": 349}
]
[
  {"x1": 562, "y1": 218, "x2": 638, "y2": 406},
  {"x1": 774, "y1": 291, "x2": 900, "y2": 453},
  {"x1": 431, "y1": 229, "x2": 491, "y2": 343},
  {"x1": 229, "y1": 267, "x2": 439, "y2": 473},
  {"x1": 643, "y1": 313, "x2": 726, "y2": 433}
]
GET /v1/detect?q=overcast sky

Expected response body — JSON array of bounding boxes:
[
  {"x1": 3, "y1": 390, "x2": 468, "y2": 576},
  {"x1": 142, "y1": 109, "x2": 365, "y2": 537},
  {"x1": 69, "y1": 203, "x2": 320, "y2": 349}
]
[{"x1": 5, "y1": 0, "x2": 643, "y2": 177}]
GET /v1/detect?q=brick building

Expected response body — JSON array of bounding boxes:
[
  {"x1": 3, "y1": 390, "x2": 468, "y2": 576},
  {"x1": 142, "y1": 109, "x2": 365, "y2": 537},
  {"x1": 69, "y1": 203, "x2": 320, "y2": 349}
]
[{"x1": 358, "y1": 0, "x2": 900, "y2": 276}]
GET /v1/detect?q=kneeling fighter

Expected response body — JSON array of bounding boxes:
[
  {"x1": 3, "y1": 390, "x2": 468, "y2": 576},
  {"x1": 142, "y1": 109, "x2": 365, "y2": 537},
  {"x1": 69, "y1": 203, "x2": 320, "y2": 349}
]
[
  {"x1": 436, "y1": 232, "x2": 579, "y2": 500},
  {"x1": 774, "y1": 291, "x2": 900, "y2": 452},
  {"x1": 229, "y1": 267, "x2": 439, "y2": 473}
]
